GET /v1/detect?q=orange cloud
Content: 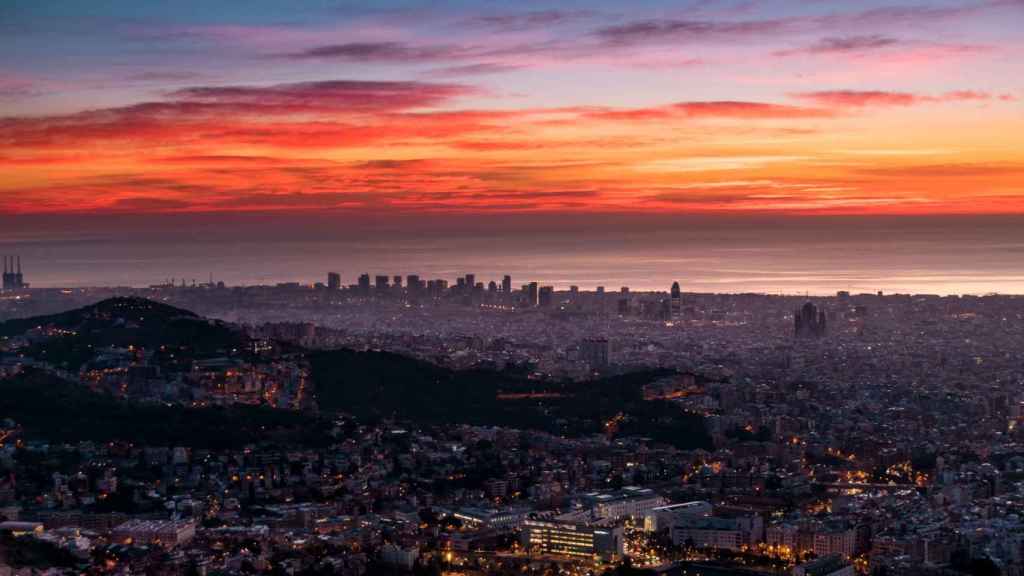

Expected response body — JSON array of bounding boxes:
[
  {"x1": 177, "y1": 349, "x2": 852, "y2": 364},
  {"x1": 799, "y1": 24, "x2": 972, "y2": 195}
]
[{"x1": 1, "y1": 77, "x2": 1022, "y2": 217}]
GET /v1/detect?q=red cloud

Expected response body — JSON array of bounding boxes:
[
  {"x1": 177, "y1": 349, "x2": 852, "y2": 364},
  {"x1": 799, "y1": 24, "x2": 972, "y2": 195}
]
[
  {"x1": 0, "y1": 79, "x2": 486, "y2": 149},
  {"x1": 167, "y1": 79, "x2": 475, "y2": 114}
]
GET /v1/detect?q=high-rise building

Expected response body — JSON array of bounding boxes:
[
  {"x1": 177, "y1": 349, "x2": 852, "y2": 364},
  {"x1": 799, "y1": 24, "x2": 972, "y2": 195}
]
[
  {"x1": 464, "y1": 274, "x2": 475, "y2": 290},
  {"x1": 502, "y1": 275, "x2": 512, "y2": 294},
  {"x1": 487, "y1": 280, "x2": 497, "y2": 293},
  {"x1": 538, "y1": 286, "x2": 554, "y2": 307},
  {"x1": 795, "y1": 302, "x2": 827, "y2": 339},
  {"x1": 375, "y1": 275, "x2": 389, "y2": 291},
  {"x1": 392, "y1": 275, "x2": 402, "y2": 287},
  {"x1": 527, "y1": 282, "x2": 539, "y2": 307},
  {"x1": 327, "y1": 272, "x2": 341, "y2": 291},
  {"x1": 407, "y1": 275, "x2": 422, "y2": 294},
  {"x1": 670, "y1": 281, "x2": 681, "y2": 315},
  {"x1": 357, "y1": 273, "x2": 371, "y2": 297}
]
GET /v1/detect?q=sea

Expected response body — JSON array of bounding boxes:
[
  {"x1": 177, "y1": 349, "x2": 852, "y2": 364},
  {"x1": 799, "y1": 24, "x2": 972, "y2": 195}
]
[{"x1": 3, "y1": 213, "x2": 1023, "y2": 296}]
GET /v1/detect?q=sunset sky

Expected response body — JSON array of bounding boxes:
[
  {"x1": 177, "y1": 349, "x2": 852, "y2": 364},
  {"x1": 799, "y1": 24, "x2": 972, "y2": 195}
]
[{"x1": 2, "y1": 0, "x2": 1023, "y2": 218}]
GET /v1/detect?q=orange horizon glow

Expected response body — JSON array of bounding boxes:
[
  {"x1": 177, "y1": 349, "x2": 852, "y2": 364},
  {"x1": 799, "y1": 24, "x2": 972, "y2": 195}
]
[{"x1": 2, "y1": 2, "x2": 1023, "y2": 217}]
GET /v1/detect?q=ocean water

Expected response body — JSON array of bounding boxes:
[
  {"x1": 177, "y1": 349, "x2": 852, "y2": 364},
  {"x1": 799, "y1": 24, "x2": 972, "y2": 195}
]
[{"x1": 3, "y1": 214, "x2": 1023, "y2": 295}]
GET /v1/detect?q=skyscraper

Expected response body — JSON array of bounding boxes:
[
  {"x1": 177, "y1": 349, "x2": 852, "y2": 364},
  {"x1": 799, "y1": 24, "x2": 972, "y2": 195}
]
[
  {"x1": 357, "y1": 273, "x2": 371, "y2": 297},
  {"x1": 527, "y1": 282, "x2": 539, "y2": 307},
  {"x1": 670, "y1": 281, "x2": 681, "y2": 315},
  {"x1": 407, "y1": 275, "x2": 422, "y2": 294},
  {"x1": 538, "y1": 286, "x2": 554, "y2": 307},
  {"x1": 327, "y1": 272, "x2": 341, "y2": 291},
  {"x1": 502, "y1": 275, "x2": 512, "y2": 294},
  {"x1": 375, "y1": 275, "x2": 389, "y2": 291},
  {"x1": 794, "y1": 302, "x2": 827, "y2": 339}
]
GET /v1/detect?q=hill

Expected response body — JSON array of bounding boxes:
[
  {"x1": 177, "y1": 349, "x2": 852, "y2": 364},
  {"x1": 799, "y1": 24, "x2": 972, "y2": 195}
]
[
  {"x1": 309, "y1": 349, "x2": 712, "y2": 450},
  {"x1": 0, "y1": 369, "x2": 330, "y2": 449},
  {"x1": 1, "y1": 298, "x2": 711, "y2": 450},
  {"x1": 0, "y1": 297, "x2": 247, "y2": 370}
]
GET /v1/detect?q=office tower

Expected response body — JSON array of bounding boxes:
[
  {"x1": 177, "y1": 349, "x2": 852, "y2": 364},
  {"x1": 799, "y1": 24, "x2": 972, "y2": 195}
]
[
  {"x1": 596, "y1": 286, "x2": 605, "y2": 295},
  {"x1": 521, "y1": 520, "x2": 624, "y2": 561},
  {"x1": 620, "y1": 286, "x2": 629, "y2": 295},
  {"x1": 327, "y1": 272, "x2": 341, "y2": 291},
  {"x1": 393, "y1": 275, "x2": 402, "y2": 287},
  {"x1": 456, "y1": 277, "x2": 466, "y2": 292},
  {"x1": 538, "y1": 286, "x2": 554, "y2": 307},
  {"x1": 580, "y1": 338, "x2": 610, "y2": 370},
  {"x1": 357, "y1": 273, "x2": 371, "y2": 297},
  {"x1": 670, "y1": 281, "x2": 681, "y2": 315},
  {"x1": 569, "y1": 285, "x2": 579, "y2": 300},
  {"x1": 407, "y1": 275, "x2": 421, "y2": 294},
  {"x1": 375, "y1": 275, "x2": 389, "y2": 292},
  {"x1": 487, "y1": 281, "x2": 497, "y2": 293},
  {"x1": 794, "y1": 301, "x2": 827, "y2": 338},
  {"x1": 502, "y1": 275, "x2": 512, "y2": 294},
  {"x1": 464, "y1": 274, "x2": 475, "y2": 290},
  {"x1": 527, "y1": 282, "x2": 539, "y2": 307}
]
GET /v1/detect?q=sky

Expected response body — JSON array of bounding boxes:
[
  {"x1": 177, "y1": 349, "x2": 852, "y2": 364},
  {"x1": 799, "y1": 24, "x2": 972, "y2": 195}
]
[{"x1": 2, "y1": 0, "x2": 1023, "y2": 218}]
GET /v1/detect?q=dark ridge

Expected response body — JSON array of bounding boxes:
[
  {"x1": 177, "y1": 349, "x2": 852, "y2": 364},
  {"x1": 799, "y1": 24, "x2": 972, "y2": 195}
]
[
  {"x1": 309, "y1": 349, "x2": 712, "y2": 450},
  {"x1": 0, "y1": 368, "x2": 330, "y2": 449},
  {"x1": 0, "y1": 297, "x2": 247, "y2": 368}
]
